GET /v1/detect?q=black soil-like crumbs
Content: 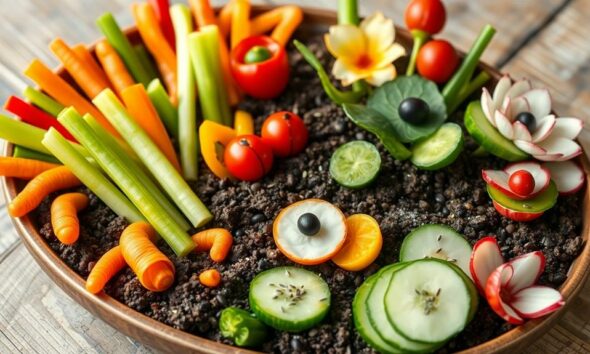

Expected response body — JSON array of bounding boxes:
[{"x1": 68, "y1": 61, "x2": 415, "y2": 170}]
[{"x1": 33, "y1": 36, "x2": 584, "y2": 353}]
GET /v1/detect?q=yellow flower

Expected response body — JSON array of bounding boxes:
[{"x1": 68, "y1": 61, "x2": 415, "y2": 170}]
[{"x1": 324, "y1": 12, "x2": 406, "y2": 87}]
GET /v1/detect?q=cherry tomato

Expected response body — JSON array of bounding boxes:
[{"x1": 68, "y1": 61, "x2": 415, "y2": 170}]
[
  {"x1": 261, "y1": 111, "x2": 308, "y2": 157},
  {"x1": 224, "y1": 135, "x2": 274, "y2": 181},
  {"x1": 404, "y1": 0, "x2": 446, "y2": 35},
  {"x1": 508, "y1": 170, "x2": 535, "y2": 196},
  {"x1": 416, "y1": 40, "x2": 459, "y2": 83}
]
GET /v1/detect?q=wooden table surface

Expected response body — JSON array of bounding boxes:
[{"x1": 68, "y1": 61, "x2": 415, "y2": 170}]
[{"x1": 0, "y1": 0, "x2": 589, "y2": 353}]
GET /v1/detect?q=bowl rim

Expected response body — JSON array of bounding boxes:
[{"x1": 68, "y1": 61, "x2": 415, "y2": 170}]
[{"x1": 2, "y1": 5, "x2": 590, "y2": 354}]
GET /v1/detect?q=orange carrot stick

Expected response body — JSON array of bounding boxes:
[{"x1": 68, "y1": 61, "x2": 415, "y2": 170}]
[
  {"x1": 120, "y1": 84, "x2": 181, "y2": 172},
  {"x1": 231, "y1": 0, "x2": 251, "y2": 49},
  {"x1": 72, "y1": 44, "x2": 111, "y2": 88},
  {"x1": 250, "y1": 6, "x2": 303, "y2": 46},
  {"x1": 119, "y1": 222, "x2": 175, "y2": 292},
  {"x1": 95, "y1": 40, "x2": 135, "y2": 97},
  {"x1": 23, "y1": 59, "x2": 118, "y2": 136},
  {"x1": 189, "y1": 0, "x2": 218, "y2": 28},
  {"x1": 132, "y1": 3, "x2": 178, "y2": 105},
  {"x1": 191, "y1": 228, "x2": 233, "y2": 262},
  {"x1": 51, "y1": 192, "x2": 89, "y2": 245},
  {"x1": 217, "y1": 0, "x2": 234, "y2": 39},
  {"x1": 199, "y1": 268, "x2": 221, "y2": 288},
  {"x1": 86, "y1": 246, "x2": 127, "y2": 294},
  {"x1": 0, "y1": 157, "x2": 59, "y2": 179},
  {"x1": 9, "y1": 166, "x2": 81, "y2": 217}
]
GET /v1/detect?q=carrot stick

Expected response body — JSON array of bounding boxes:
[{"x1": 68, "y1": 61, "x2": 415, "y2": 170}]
[
  {"x1": 199, "y1": 269, "x2": 221, "y2": 288},
  {"x1": 71, "y1": 44, "x2": 111, "y2": 88},
  {"x1": 0, "y1": 157, "x2": 59, "y2": 179},
  {"x1": 233, "y1": 110, "x2": 254, "y2": 135},
  {"x1": 49, "y1": 38, "x2": 110, "y2": 99},
  {"x1": 8, "y1": 166, "x2": 81, "y2": 217},
  {"x1": 132, "y1": 3, "x2": 178, "y2": 105},
  {"x1": 51, "y1": 192, "x2": 89, "y2": 245},
  {"x1": 191, "y1": 228, "x2": 233, "y2": 262},
  {"x1": 231, "y1": 0, "x2": 251, "y2": 49},
  {"x1": 148, "y1": 0, "x2": 176, "y2": 50},
  {"x1": 23, "y1": 59, "x2": 118, "y2": 136},
  {"x1": 120, "y1": 84, "x2": 181, "y2": 172},
  {"x1": 119, "y1": 222, "x2": 175, "y2": 292},
  {"x1": 189, "y1": 0, "x2": 218, "y2": 29},
  {"x1": 86, "y1": 246, "x2": 127, "y2": 294},
  {"x1": 250, "y1": 6, "x2": 303, "y2": 46},
  {"x1": 217, "y1": 0, "x2": 234, "y2": 39},
  {"x1": 95, "y1": 40, "x2": 135, "y2": 97}
]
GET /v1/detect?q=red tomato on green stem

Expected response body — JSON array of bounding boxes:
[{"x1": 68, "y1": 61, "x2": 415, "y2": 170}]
[
  {"x1": 417, "y1": 39, "x2": 459, "y2": 83},
  {"x1": 404, "y1": 0, "x2": 446, "y2": 35},
  {"x1": 224, "y1": 135, "x2": 274, "y2": 181},
  {"x1": 261, "y1": 111, "x2": 308, "y2": 157}
]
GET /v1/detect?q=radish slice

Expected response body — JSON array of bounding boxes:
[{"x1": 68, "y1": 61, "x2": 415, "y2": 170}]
[
  {"x1": 470, "y1": 237, "x2": 505, "y2": 295},
  {"x1": 482, "y1": 161, "x2": 550, "y2": 199},
  {"x1": 492, "y1": 200, "x2": 544, "y2": 222},
  {"x1": 513, "y1": 121, "x2": 532, "y2": 142},
  {"x1": 505, "y1": 80, "x2": 532, "y2": 101},
  {"x1": 493, "y1": 76, "x2": 512, "y2": 109},
  {"x1": 531, "y1": 115, "x2": 555, "y2": 143},
  {"x1": 495, "y1": 110, "x2": 514, "y2": 139},
  {"x1": 506, "y1": 251, "x2": 546, "y2": 293},
  {"x1": 542, "y1": 161, "x2": 586, "y2": 195},
  {"x1": 510, "y1": 96, "x2": 530, "y2": 118},
  {"x1": 551, "y1": 118, "x2": 583, "y2": 140},
  {"x1": 485, "y1": 264, "x2": 524, "y2": 325},
  {"x1": 510, "y1": 286, "x2": 564, "y2": 319},
  {"x1": 537, "y1": 136, "x2": 582, "y2": 161},
  {"x1": 520, "y1": 89, "x2": 551, "y2": 120},
  {"x1": 514, "y1": 139, "x2": 546, "y2": 156},
  {"x1": 481, "y1": 88, "x2": 496, "y2": 126}
]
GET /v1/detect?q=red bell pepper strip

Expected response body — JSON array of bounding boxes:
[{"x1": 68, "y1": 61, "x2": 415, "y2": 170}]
[
  {"x1": 148, "y1": 0, "x2": 176, "y2": 51},
  {"x1": 4, "y1": 96, "x2": 76, "y2": 142}
]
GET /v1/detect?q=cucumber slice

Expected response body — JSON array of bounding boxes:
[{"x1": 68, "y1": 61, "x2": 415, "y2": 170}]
[
  {"x1": 487, "y1": 181, "x2": 558, "y2": 213},
  {"x1": 384, "y1": 259, "x2": 472, "y2": 344},
  {"x1": 464, "y1": 101, "x2": 528, "y2": 162},
  {"x1": 410, "y1": 123, "x2": 464, "y2": 170},
  {"x1": 329, "y1": 140, "x2": 381, "y2": 189},
  {"x1": 249, "y1": 267, "x2": 330, "y2": 332},
  {"x1": 399, "y1": 224, "x2": 472, "y2": 278}
]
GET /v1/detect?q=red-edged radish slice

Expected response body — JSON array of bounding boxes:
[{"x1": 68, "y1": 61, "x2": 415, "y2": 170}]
[
  {"x1": 485, "y1": 264, "x2": 524, "y2": 325},
  {"x1": 510, "y1": 285, "x2": 564, "y2": 319},
  {"x1": 273, "y1": 199, "x2": 347, "y2": 265},
  {"x1": 492, "y1": 200, "x2": 544, "y2": 222},
  {"x1": 482, "y1": 162, "x2": 550, "y2": 200},
  {"x1": 470, "y1": 237, "x2": 505, "y2": 295},
  {"x1": 505, "y1": 251, "x2": 546, "y2": 293},
  {"x1": 542, "y1": 161, "x2": 586, "y2": 196}
]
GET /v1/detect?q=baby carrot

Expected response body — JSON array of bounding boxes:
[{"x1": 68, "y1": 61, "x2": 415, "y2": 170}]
[
  {"x1": 230, "y1": 0, "x2": 251, "y2": 49},
  {"x1": 250, "y1": 6, "x2": 303, "y2": 46},
  {"x1": 119, "y1": 222, "x2": 175, "y2": 292},
  {"x1": 148, "y1": 0, "x2": 176, "y2": 50},
  {"x1": 9, "y1": 165, "x2": 81, "y2": 218},
  {"x1": 132, "y1": 3, "x2": 178, "y2": 105},
  {"x1": 217, "y1": 0, "x2": 234, "y2": 39},
  {"x1": 192, "y1": 228, "x2": 233, "y2": 262},
  {"x1": 86, "y1": 246, "x2": 127, "y2": 294},
  {"x1": 96, "y1": 40, "x2": 135, "y2": 97},
  {"x1": 233, "y1": 110, "x2": 254, "y2": 135},
  {"x1": 51, "y1": 192, "x2": 89, "y2": 245},
  {"x1": 199, "y1": 268, "x2": 221, "y2": 288},
  {"x1": 120, "y1": 84, "x2": 181, "y2": 172},
  {"x1": 71, "y1": 44, "x2": 111, "y2": 88},
  {"x1": 0, "y1": 157, "x2": 59, "y2": 179}
]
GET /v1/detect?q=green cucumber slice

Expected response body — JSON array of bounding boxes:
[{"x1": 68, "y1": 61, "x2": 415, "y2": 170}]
[
  {"x1": 410, "y1": 123, "x2": 464, "y2": 170},
  {"x1": 384, "y1": 259, "x2": 472, "y2": 344},
  {"x1": 464, "y1": 101, "x2": 528, "y2": 162},
  {"x1": 249, "y1": 267, "x2": 330, "y2": 332},
  {"x1": 487, "y1": 180, "x2": 558, "y2": 213},
  {"x1": 400, "y1": 224, "x2": 472, "y2": 278},
  {"x1": 329, "y1": 140, "x2": 381, "y2": 189}
]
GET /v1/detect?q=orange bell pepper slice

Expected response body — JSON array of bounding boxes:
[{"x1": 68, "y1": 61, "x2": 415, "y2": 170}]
[{"x1": 199, "y1": 120, "x2": 237, "y2": 179}]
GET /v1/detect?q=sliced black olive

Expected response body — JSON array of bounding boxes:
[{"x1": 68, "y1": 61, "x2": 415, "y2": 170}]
[
  {"x1": 398, "y1": 97, "x2": 430, "y2": 125},
  {"x1": 297, "y1": 213, "x2": 321, "y2": 236},
  {"x1": 515, "y1": 112, "x2": 536, "y2": 132}
]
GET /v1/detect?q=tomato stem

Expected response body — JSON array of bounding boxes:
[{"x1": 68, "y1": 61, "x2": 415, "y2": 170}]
[{"x1": 406, "y1": 29, "x2": 429, "y2": 76}]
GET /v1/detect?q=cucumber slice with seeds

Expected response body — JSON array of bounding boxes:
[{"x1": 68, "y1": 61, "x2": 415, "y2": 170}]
[
  {"x1": 330, "y1": 140, "x2": 381, "y2": 189},
  {"x1": 411, "y1": 122, "x2": 464, "y2": 170},
  {"x1": 249, "y1": 267, "x2": 330, "y2": 332}
]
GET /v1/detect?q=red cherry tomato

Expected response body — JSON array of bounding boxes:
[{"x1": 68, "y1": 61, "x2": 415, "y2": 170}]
[
  {"x1": 230, "y1": 36, "x2": 290, "y2": 99},
  {"x1": 508, "y1": 170, "x2": 535, "y2": 196},
  {"x1": 416, "y1": 40, "x2": 459, "y2": 83},
  {"x1": 224, "y1": 135, "x2": 274, "y2": 181},
  {"x1": 404, "y1": 0, "x2": 446, "y2": 35},
  {"x1": 261, "y1": 111, "x2": 308, "y2": 157}
]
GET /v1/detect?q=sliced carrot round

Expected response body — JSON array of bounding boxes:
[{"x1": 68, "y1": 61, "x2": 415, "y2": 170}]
[{"x1": 332, "y1": 214, "x2": 383, "y2": 271}]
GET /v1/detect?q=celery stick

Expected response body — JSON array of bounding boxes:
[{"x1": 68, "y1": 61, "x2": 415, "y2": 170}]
[
  {"x1": 188, "y1": 26, "x2": 232, "y2": 126},
  {"x1": 0, "y1": 114, "x2": 52, "y2": 154},
  {"x1": 13, "y1": 145, "x2": 61, "y2": 164},
  {"x1": 93, "y1": 90, "x2": 212, "y2": 228},
  {"x1": 147, "y1": 79, "x2": 178, "y2": 138},
  {"x1": 171, "y1": 4, "x2": 198, "y2": 180},
  {"x1": 338, "y1": 0, "x2": 359, "y2": 25},
  {"x1": 23, "y1": 86, "x2": 64, "y2": 117},
  {"x1": 96, "y1": 13, "x2": 152, "y2": 86},
  {"x1": 133, "y1": 44, "x2": 159, "y2": 81},
  {"x1": 58, "y1": 108, "x2": 195, "y2": 256},
  {"x1": 84, "y1": 114, "x2": 139, "y2": 161},
  {"x1": 43, "y1": 128, "x2": 144, "y2": 222}
]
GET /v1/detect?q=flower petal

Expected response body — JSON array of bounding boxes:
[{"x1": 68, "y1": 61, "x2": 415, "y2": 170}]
[
  {"x1": 365, "y1": 64, "x2": 396, "y2": 87},
  {"x1": 373, "y1": 43, "x2": 406, "y2": 68},
  {"x1": 493, "y1": 76, "x2": 512, "y2": 109},
  {"x1": 501, "y1": 96, "x2": 512, "y2": 117},
  {"x1": 495, "y1": 110, "x2": 514, "y2": 139},
  {"x1": 506, "y1": 251, "x2": 545, "y2": 294},
  {"x1": 481, "y1": 88, "x2": 496, "y2": 127},
  {"x1": 551, "y1": 118, "x2": 583, "y2": 139},
  {"x1": 536, "y1": 135, "x2": 582, "y2": 161},
  {"x1": 520, "y1": 89, "x2": 552, "y2": 119},
  {"x1": 513, "y1": 121, "x2": 532, "y2": 142},
  {"x1": 505, "y1": 79, "x2": 532, "y2": 100},
  {"x1": 361, "y1": 12, "x2": 394, "y2": 57},
  {"x1": 514, "y1": 140, "x2": 546, "y2": 155},
  {"x1": 324, "y1": 25, "x2": 366, "y2": 60},
  {"x1": 510, "y1": 96, "x2": 530, "y2": 119},
  {"x1": 510, "y1": 286, "x2": 564, "y2": 319},
  {"x1": 332, "y1": 59, "x2": 366, "y2": 87},
  {"x1": 531, "y1": 115, "x2": 556, "y2": 143}
]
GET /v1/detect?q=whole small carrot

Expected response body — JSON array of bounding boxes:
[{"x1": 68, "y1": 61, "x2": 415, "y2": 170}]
[
  {"x1": 230, "y1": 0, "x2": 251, "y2": 49},
  {"x1": 9, "y1": 166, "x2": 81, "y2": 218},
  {"x1": 250, "y1": 6, "x2": 303, "y2": 46},
  {"x1": 86, "y1": 246, "x2": 127, "y2": 294},
  {"x1": 71, "y1": 44, "x2": 111, "y2": 88},
  {"x1": 96, "y1": 40, "x2": 135, "y2": 97},
  {"x1": 192, "y1": 228, "x2": 233, "y2": 262},
  {"x1": 199, "y1": 268, "x2": 221, "y2": 288},
  {"x1": 0, "y1": 157, "x2": 59, "y2": 179},
  {"x1": 51, "y1": 192, "x2": 89, "y2": 245},
  {"x1": 120, "y1": 222, "x2": 175, "y2": 292}
]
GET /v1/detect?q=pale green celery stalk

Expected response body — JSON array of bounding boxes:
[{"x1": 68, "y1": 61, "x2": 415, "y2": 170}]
[
  {"x1": 338, "y1": 0, "x2": 359, "y2": 25},
  {"x1": 133, "y1": 44, "x2": 159, "y2": 81},
  {"x1": 93, "y1": 89, "x2": 213, "y2": 228},
  {"x1": 147, "y1": 79, "x2": 178, "y2": 138},
  {"x1": 23, "y1": 86, "x2": 64, "y2": 117},
  {"x1": 83, "y1": 114, "x2": 139, "y2": 161},
  {"x1": 43, "y1": 127, "x2": 144, "y2": 222},
  {"x1": 188, "y1": 26, "x2": 232, "y2": 126},
  {"x1": 13, "y1": 145, "x2": 61, "y2": 164},
  {"x1": 58, "y1": 108, "x2": 195, "y2": 256},
  {"x1": 83, "y1": 114, "x2": 190, "y2": 231},
  {"x1": 0, "y1": 113, "x2": 53, "y2": 154},
  {"x1": 171, "y1": 4, "x2": 198, "y2": 180}
]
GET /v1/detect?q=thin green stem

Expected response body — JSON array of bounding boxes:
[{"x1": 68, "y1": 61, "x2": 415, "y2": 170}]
[
  {"x1": 23, "y1": 86, "x2": 64, "y2": 117},
  {"x1": 13, "y1": 145, "x2": 61, "y2": 164},
  {"x1": 338, "y1": 0, "x2": 359, "y2": 25},
  {"x1": 448, "y1": 71, "x2": 491, "y2": 113},
  {"x1": 406, "y1": 30, "x2": 428, "y2": 76},
  {"x1": 147, "y1": 79, "x2": 178, "y2": 138}
]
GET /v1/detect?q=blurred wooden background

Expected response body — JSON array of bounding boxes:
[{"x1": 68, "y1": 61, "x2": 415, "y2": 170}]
[{"x1": 0, "y1": 0, "x2": 589, "y2": 353}]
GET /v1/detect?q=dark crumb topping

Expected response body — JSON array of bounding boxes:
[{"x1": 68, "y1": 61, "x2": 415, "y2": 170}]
[{"x1": 33, "y1": 36, "x2": 584, "y2": 353}]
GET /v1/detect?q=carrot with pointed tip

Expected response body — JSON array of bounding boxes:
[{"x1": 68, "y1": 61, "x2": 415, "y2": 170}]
[
  {"x1": 230, "y1": 0, "x2": 251, "y2": 49},
  {"x1": 71, "y1": 44, "x2": 111, "y2": 88},
  {"x1": 96, "y1": 40, "x2": 135, "y2": 97},
  {"x1": 86, "y1": 246, "x2": 127, "y2": 294},
  {"x1": 9, "y1": 166, "x2": 81, "y2": 217},
  {"x1": 250, "y1": 6, "x2": 303, "y2": 46},
  {"x1": 192, "y1": 228, "x2": 233, "y2": 262},
  {"x1": 199, "y1": 268, "x2": 221, "y2": 288},
  {"x1": 51, "y1": 192, "x2": 89, "y2": 245},
  {"x1": 0, "y1": 157, "x2": 59, "y2": 179}
]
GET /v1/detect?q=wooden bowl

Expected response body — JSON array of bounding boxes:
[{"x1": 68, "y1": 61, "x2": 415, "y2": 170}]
[{"x1": 2, "y1": 5, "x2": 590, "y2": 354}]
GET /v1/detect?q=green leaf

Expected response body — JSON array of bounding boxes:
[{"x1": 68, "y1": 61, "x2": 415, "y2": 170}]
[
  {"x1": 367, "y1": 75, "x2": 447, "y2": 143},
  {"x1": 342, "y1": 104, "x2": 411, "y2": 160}
]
